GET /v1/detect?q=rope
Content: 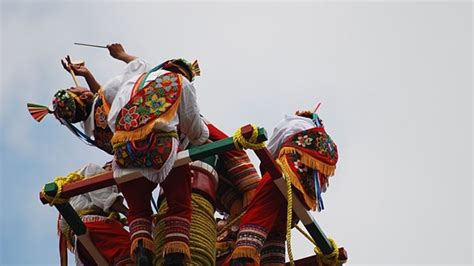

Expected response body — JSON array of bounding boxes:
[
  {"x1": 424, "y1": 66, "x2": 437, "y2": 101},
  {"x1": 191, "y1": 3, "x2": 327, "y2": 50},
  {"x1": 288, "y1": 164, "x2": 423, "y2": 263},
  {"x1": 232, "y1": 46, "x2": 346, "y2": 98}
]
[
  {"x1": 295, "y1": 224, "x2": 347, "y2": 265},
  {"x1": 295, "y1": 224, "x2": 316, "y2": 245},
  {"x1": 232, "y1": 124, "x2": 266, "y2": 150},
  {"x1": 42, "y1": 173, "x2": 85, "y2": 205},
  {"x1": 314, "y1": 238, "x2": 346, "y2": 266},
  {"x1": 216, "y1": 210, "x2": 246, "y2": 237},
  {"x1": 154, "y1": 193, "x2": 216, "y2": 265},
  {"x1": 285, "y1": 172, "x2": 295, "y2": 265}
]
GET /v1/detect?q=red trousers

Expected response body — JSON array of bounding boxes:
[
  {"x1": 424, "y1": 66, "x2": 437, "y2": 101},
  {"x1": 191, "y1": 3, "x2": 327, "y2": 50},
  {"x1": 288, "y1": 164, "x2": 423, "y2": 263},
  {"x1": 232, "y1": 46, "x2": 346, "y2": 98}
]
[
  {"x1": 76, "y1": 220, "x2": 132, "y2": 265},
  {"x1": 118, "y1": 164, "x2": 192, "y2": 245},
  {"x1": 233, "y1": 172, "x2": 290, "y2": 264}
]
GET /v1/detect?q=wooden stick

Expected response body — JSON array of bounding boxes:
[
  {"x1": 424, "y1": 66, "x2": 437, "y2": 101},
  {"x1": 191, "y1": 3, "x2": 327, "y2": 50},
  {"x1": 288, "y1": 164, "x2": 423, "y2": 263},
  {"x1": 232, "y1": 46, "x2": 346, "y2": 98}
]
[
  {"x1": 314, "y1": 102, "x2": 321, "y2": 112},
  {"x1": 69, "y1": 68, "x2": 80, "y2": 87},
  {"x1": 74, "y1": 42, "x2": 107, "y2": 48}
]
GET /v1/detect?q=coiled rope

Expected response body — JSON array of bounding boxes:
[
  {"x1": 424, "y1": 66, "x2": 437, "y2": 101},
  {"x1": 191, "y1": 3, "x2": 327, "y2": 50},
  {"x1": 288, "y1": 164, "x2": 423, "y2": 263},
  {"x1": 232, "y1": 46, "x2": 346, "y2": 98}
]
[
  {"x1": 154, "y1": 193, "x2": 216, "y2": 265},
  {"x1": 232, "y1": 124, "x2": 265, "y2": 150}
]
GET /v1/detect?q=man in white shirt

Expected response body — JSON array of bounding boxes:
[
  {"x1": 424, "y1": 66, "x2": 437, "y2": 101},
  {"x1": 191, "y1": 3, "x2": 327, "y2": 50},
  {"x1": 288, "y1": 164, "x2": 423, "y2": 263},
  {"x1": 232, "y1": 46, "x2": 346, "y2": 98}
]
[
  {"x1": 29, "y1": 46, "x2": 209, "y2": 265},
  {"x1": 58, "y1": 163, "x2": 132, "y2": 266},
  {"x1": 106, "y1": 57, "x2": 209, "y2": 265}
]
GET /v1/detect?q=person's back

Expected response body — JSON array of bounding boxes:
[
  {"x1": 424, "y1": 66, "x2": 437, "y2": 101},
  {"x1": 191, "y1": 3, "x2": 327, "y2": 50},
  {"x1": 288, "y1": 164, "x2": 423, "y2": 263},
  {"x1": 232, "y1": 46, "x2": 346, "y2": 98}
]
[
  {"x1": 106, "y1": 58, "x2": 209, "y2": 265},
  {"x1": 230, "y1": 110, "x2": 339, "y2": 265},
  {"x1": 58, "y1": 163, "x2": 131, "y2": 266}
]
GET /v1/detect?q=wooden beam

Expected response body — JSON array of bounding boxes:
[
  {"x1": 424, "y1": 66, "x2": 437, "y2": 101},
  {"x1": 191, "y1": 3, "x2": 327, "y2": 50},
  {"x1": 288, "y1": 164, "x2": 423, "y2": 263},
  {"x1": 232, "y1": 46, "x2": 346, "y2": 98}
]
[
  {"x1": 40, "y1": 125, "x2": 267, "y2": 204},
  {"x1": 43, "y1": 189, "x2": 108, "y2": 265}
]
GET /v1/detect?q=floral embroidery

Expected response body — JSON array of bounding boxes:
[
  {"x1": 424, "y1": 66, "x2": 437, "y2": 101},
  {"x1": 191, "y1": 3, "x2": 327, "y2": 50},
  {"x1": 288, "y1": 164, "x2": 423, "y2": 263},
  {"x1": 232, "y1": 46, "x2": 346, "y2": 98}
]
[
  {"x1": 293, "y1": 159, "x2": 308, "y2": 173},
  {"x1": 145, "y1": 94, "x2": 171, "y2": 113},
  {"x1": 115, "y1": 72, "x2": 182, "y2": 132},
  {"x1": 93, "y1": 97, "x2": 114, "y2": 155},
  {"x1": 94, "y1": 105, "x2": 108, "y2": 129},
  {"x1": 155, "y1": 75, "x2": 178, "y2": 91},
  {"x1": 114, "y1": 133, "x2": 174, "y2": 169},
  {"x1": 288, "y1": 128, "x2": 338, "y2": 163},
  {"x1": 287, "y1": 153, "x2": 317, "y2": 201},
  {"x1": 296, "y1": 135, "x2": 313, "y2": 147},
  {"x1": 119, "y1": 106, "x2": 139, "y2": 131}
]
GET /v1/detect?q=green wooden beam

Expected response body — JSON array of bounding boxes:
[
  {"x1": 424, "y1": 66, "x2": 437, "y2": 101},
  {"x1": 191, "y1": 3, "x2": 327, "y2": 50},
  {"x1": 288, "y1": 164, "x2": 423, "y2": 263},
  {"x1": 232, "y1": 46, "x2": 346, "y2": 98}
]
[{"x1": 40, "y1": 125, "x2": 267, "y2": 204}]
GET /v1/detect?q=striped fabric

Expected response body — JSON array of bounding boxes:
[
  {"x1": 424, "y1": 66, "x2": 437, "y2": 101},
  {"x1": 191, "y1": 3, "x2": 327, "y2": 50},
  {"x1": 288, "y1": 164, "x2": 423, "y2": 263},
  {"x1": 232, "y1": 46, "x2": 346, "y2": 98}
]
[
  {"x1": 162, "y1": 216, "x2": 191, "y2": 244},
  {"x1": 129, "y1": 218, "x2": 153, "y2": 241},
  {"x1": 260, "y1": 240, "x2": 286, "y2": 265},
  {"x1": 235, "y1": 224, "x2": 269, "y2": 252}
]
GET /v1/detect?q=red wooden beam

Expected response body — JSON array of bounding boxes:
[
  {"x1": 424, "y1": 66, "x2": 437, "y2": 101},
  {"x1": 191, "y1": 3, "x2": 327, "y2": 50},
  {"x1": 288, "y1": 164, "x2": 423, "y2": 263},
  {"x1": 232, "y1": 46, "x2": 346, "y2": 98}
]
[{"x1": 40, "y1": 171, "x2": 115, "y2": 204}]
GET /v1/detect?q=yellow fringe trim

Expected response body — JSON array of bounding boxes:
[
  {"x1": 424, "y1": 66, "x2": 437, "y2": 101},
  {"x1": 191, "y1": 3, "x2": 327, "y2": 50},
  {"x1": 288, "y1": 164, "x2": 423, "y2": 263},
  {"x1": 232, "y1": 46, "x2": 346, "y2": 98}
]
[
  {"x1": 277, "y1": 157, "x2": 317, "y2": 211},
  {"x1": 163, "y1": 241, "x2": 191, "y2": 262},
  {"x1": 130, "y1": 237, "x2": 155, "y2": 262},
  {"x1": 97, "y1": 87, "x2": 110, "y2": 114},
  {"x1": 110, "y1": 93, "x2": 182, "y2": 145},
  {"x1": 230, "y1": 246, "x2": 260, "y2": 265},
  {"x1": 279, "y1": 147, "x2": 336, "y2": 177}
]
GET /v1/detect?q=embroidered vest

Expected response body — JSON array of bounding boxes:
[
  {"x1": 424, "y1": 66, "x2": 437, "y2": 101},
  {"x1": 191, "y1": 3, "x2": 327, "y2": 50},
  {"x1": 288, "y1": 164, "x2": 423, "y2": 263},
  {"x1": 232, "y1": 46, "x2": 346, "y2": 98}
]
[
  {"x1": 93, "y1": 90, "x2": 114, "y2": 155},
  {"x1": 111, "y1": 71, "x2": 183, "y2": 144},
  {"x1": 112, "y1": 71, "x2": 183, "y2": 170},
  {"x1": 277, "y1": 127, "x2": 338, "y2": 211}
]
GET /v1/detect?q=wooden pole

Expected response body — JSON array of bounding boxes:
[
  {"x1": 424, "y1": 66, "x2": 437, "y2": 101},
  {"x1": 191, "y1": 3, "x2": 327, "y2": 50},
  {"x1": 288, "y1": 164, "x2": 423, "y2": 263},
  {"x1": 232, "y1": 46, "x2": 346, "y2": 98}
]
[
  {"x1": 74, "y1": 42, "x2": 107, "y2": 48},
  {"x1": 40, "y1": 125, "x2": 267, "y2": 203}
]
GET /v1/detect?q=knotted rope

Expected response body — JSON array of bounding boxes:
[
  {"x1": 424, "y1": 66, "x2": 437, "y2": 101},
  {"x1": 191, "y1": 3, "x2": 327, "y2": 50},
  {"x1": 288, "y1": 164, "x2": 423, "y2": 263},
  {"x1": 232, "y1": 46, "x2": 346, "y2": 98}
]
[
  {"x1": 42, "y1": 173, "x2": 84, "y2": 205},
  {"x1": 232, "y1": 124, "x2": 265, "y2": 150}
]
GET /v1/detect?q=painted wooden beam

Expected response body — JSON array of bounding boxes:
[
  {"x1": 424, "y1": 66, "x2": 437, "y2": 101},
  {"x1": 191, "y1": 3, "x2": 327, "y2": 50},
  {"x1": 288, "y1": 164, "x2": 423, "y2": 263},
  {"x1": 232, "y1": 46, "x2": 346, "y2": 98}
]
[
  {"x1": 43, "y1": 189, "x2": 108, "y2": 265},
  {"x1": 40, "y1": 125, "x2": 267, "y2": 204}
]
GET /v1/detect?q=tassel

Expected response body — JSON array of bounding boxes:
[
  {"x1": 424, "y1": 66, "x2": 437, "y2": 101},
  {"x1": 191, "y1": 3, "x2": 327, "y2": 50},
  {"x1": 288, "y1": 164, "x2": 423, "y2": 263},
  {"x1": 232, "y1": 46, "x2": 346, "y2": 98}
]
[
  {"x1": 130, "y1": 237, "x2": 155, "y2": 262},
  {"x1": 27, "y1": 103, "x2": 52, "y2": 122},
  {"x1": 163, "y1": 241, "x2": 191, "y2": 262},
  {"x1": 230, "y1": 246, "x2": 260, "y2": 265},
  {"x1": 314, "y1": 170, "x2": 324, "y2": 212},
  {"x1": 279, "y1": 147, "x2": 336, "y2": 177},
  {"x1": 278, "y1": 157, "x2": 317, "y2": 211},
  {"x1": 192, "y1": 60, "x2": 201, "y2": 77}
]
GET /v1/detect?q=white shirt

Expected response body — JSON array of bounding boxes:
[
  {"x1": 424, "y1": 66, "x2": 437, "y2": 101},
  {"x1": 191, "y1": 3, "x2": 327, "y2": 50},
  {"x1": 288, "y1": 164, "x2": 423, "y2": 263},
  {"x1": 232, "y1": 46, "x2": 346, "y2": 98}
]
[
  {"x1": 82, "y1": 58, "x2": 151, "y2": 138},
  {"x1": 267, "y1": 115, "x2": 316, "y2": 158},
  {"x1": 107, "y1": 61, "x2": 209, "y2": 183},
  {"x1": 68, "y1": 163, "x2": 123, "y2": 213}
]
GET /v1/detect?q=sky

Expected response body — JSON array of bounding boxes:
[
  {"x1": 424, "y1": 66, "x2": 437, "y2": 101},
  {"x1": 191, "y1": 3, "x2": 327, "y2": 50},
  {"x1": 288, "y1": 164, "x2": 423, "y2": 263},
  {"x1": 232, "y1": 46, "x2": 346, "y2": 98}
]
[{"x1": 1, "y1": 1, "x2": 472, "y2": 265}]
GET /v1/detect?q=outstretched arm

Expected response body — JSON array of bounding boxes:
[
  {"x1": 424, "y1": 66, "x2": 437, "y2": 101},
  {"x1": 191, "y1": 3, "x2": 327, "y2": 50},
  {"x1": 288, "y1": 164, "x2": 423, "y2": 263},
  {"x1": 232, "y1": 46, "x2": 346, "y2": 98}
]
[
  {"x1": 61, "y1": 56, "x2": 101, "y2": 93},
  {"x1": 107, "y1": 43, "x2": 137, "y2": 64}
]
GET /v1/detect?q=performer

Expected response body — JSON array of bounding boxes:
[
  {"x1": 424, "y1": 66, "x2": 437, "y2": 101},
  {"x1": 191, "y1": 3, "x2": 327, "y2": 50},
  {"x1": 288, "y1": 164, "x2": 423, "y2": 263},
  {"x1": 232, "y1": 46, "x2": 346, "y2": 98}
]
[
  {"x1": 230, "y1": 110, "x2": 339, "y2": 265},
  {"x1": 58, "y1": 162, "x2": 132, "y2": 266},
  {"x1": 106, "y1": 56, "x2": 208, "y2": 265},
  {"x1": 28, "y1": 44, "x2": 209, "y2": 265}
]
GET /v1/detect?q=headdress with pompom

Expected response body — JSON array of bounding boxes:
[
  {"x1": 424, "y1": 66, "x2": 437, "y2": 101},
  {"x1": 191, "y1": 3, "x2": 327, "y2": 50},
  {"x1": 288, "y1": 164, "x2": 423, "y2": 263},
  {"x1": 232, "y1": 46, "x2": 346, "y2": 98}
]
[{"x1": 27, "y1": 89, "x2": 95, "y2": 146}]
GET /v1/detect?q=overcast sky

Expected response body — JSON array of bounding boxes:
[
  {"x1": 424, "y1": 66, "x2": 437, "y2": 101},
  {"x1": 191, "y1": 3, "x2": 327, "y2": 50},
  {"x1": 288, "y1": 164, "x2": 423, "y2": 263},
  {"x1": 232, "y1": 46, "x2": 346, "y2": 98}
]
[{"x1": 1, "y1": 1, "x2": 472, "y2": 265}]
